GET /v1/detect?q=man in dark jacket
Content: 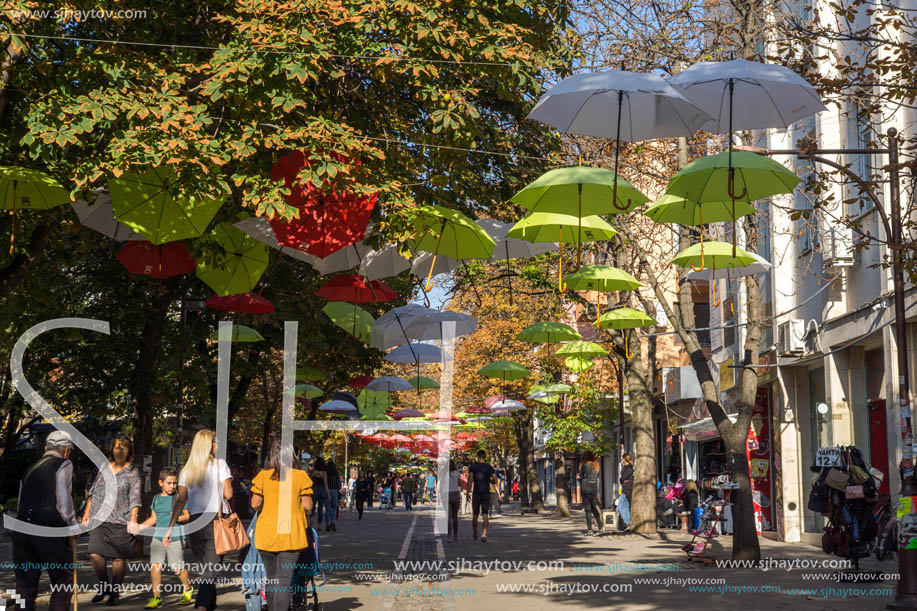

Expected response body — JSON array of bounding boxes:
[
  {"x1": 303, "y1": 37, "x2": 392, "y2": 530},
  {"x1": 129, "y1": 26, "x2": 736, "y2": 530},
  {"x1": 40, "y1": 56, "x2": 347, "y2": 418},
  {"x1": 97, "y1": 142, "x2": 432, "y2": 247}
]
[{"x1": 14, "y1": 430, "x2": 80, "y2": 611}]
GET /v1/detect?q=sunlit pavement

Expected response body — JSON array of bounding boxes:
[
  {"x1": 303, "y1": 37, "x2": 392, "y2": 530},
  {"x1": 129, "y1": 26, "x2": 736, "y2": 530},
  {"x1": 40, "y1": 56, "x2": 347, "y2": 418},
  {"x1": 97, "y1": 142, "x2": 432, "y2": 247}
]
[{"x1": 0, "y1": 503, "x2": 900, "y2": 610}]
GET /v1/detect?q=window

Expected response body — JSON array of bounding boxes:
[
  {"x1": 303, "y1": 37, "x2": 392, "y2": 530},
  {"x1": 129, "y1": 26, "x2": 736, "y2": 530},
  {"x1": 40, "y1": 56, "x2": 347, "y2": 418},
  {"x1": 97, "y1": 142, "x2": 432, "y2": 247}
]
[
  {"x1": 795, "y1": 116, "x2": 818, "y2": 253},
  {"x1": 845, "y1": 97, "x2": 875, "y2": 212}
]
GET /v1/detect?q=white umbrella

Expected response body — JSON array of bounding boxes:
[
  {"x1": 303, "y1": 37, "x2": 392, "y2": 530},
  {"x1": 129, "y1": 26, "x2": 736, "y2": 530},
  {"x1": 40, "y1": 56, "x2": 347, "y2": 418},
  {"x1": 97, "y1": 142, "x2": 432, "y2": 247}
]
[
  {"x1": 401, "y1": 310, "x2": 478, "y2": 344},
  {"x1": 385, "y1": 342, "x2": 452, "y2": 363},
  {"x1": 478, "y1": 218, "x2": 557, "y2": 304},
  {"x1": 359, "y1": 243, "x2": 412, "y2": 280},
  {"x1": 371, "y1": 304, "x2": 436, "y2": 350},
  {"x1": 71, "y1": 191, "x2": 143, "y2": 241},
  {"x1": 668, "y1": 59, "x2": 827, "y2": 134},
  {"x1": 686, "y1": 251, "x2": 771, "y2": 282},
  {"x1": 489, "y1": 399, "x2": 526, "y2": 411},
  {"x1": 411, "y1": 251, "x2": 462, "y2": 279},
  {"x1": 311, "y1": 241, "x2": 373, "y2": 275},
  {"x1": 366, "y1": 376, "x2": 414, "y2": 392},
  {"x1": 234, "y1": 217, "x2": 317, "y2": 264},
  {"x1": 318, "y1": 400, "x2": 359, "y2": 414}
]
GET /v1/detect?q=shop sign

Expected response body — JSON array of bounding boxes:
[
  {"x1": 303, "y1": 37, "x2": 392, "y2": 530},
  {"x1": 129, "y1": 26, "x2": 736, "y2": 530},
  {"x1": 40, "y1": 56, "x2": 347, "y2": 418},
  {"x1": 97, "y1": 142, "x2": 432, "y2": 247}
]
[
  {"x1": 815, "y1": 447, "x2": 843, "y2": 467},
  {"x1": 719, "y1": 357, "x2": 735, "y2": 392}
]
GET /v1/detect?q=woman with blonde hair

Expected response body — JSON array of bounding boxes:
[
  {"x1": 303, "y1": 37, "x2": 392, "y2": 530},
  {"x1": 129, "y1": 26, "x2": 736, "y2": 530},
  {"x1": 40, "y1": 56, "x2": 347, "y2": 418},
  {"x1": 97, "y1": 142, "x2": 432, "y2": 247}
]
[{"x1": 163, "y1": 430, "x2": 232, "y2": 611}]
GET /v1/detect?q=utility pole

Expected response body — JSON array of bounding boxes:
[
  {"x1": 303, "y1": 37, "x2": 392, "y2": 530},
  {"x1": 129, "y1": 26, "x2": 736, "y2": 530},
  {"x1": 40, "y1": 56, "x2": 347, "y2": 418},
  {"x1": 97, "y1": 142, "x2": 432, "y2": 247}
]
[{"x1": 739, "y1": 128, "x2": 913, "y2": 608}]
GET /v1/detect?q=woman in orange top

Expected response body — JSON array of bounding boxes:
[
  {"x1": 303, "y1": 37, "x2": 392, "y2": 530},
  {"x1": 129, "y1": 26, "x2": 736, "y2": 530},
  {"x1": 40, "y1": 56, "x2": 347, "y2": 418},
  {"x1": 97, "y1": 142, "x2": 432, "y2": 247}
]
[{"x1": 250, "y1": 441, "x2": 313, "y2": 611}]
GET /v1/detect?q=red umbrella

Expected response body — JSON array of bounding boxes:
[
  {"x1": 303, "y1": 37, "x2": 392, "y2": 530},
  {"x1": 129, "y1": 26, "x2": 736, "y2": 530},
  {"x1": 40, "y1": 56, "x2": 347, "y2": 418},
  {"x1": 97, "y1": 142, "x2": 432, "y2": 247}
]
[
  {"x1": 392, "y1": 408, "x2": 424, "y2": 420},
  {"x1": 465, "y1": 405, "x2": 490, "y2": 414},
  {"x1": 348, "y1": 375, "x2": 374, "y2": 389},
  {"x1": 315, "y1": 274, "x2": 397, "y2": 303},
  {"x1": 390, "y1": 434, "x2": 411, "y2": 443},
  {"x1": 455, "y1": 432, "x2": 473, "y2": 440},
  {"x1": 117, "y1": 240, "x2": 194, "y2": 279},
  {"x1": 204, "y1": 292, "x2": 275, "y2": 314},
  {"x1": 427, "y1": 411, "x2": 461, "y2": 422},
  {"x1": 269, "y1": 151, "x2": 377, "y2": 258}
]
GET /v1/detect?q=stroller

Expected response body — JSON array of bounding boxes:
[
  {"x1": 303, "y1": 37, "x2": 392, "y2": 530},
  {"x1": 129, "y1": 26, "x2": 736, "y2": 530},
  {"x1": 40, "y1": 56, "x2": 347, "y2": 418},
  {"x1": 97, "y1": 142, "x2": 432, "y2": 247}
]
[
  {"x1": 380, "y1": 487, "x2": 393, "y2": 508},
  {"x1": 291, "y1": 526, "x2": 325, "y2": 610}
]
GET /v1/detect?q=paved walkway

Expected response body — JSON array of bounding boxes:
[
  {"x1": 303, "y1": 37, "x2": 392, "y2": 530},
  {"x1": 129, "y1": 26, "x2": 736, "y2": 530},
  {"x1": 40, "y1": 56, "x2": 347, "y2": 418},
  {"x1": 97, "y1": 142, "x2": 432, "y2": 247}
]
[{"x1": 0, "y1": 502, "x2": 901, "y2": 610}]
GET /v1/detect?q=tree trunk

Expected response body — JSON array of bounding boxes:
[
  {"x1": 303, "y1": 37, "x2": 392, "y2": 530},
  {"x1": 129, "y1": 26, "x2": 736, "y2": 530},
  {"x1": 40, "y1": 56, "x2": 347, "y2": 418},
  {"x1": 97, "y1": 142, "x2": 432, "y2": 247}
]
[
  {"x1": 624, "y1": 330, "x2": 658, "y2": 535},
  {"x1": 514, "y1": 412, "x2": 529, "y2": 507},
  {"x1": 554, "y1": 449, "x2": 571, "y2": 517},
  {"x1": 522, "y1": 409, "x2": 543, "y2": 511},
  {"x1": 725, "y1": 424, "x2": 759, "y2": 559},
  {"x1": 0, "y1": 221, "x2": 54, "y2": 298}
]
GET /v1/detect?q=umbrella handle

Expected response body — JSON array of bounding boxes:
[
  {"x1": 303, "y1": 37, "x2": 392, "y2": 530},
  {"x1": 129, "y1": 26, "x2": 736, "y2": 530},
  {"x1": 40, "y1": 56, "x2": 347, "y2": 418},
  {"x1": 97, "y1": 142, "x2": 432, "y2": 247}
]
[
  {"x1": 424, "y1": 253, "x2": 438, "y2": 292},
  {"x1": 611, "y1": 178, "x2": 631, "y2": 212},
  {"x1": 690, "y1": 234, "x2": 705, "y2": 273},
  {"x1": 712, "y1": 283, "x2": 720, "y2": 308},
  {"x1": 557, "y1": 229, "x2": 566, "y2": 291},
  {"x1": 727, "y1": 168, "x2": 747, "y2": 200},
  {"x1": 624, "y1": 329, "x2": 635, "y2": 360}
]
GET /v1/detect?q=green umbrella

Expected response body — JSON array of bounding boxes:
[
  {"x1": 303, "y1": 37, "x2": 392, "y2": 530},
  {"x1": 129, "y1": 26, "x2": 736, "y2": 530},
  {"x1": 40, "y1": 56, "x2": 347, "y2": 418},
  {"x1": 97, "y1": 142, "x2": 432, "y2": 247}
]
[
  {"x1": 527, "y1": 384, "x2": 560, "y2": 404},
  {"x1": 110, "y1": 166, "x2": 223, "y2": 244},
  {"x1": 297, "y1": 367, "x2": 325, "y2": 382},
  {"x1": 408, "y1": 375, "x2": 440, "y2": 391},
  {"x1": 563, "y1": 265, "x2": 640, "y2": 292},
  {"x1": 671, "y1": 241, "x2": 757, "y2": 270},
  {"x1": 292, "y1": 384, "x2": 323, "y2": 400},
  {"x1": 667, "y1": 150, "x2": 800, "y2": 203},
  {"x1": 477, "y1": 360, "x2": 531, "y2": 382},
  {"x1": 516, "y1": 322, "x2": 581, "y2": 343},
  {"x1": 410, "y1": 205, "x2": 495, "y2": 290},
  {"x1": 556, "y1": 340, "x2": 608, "y2": 358},
  {"x1": 644, "y1": 194, "x2": 756, "y2": 225},
  {"x1": 0, "y1": 167, "x2": 70, "y2": 254},
  {"x1": 208, "y1": 324, "x2": 263, "y2": 343},
  {"x1": 508, "y1": 212, "x2": 618, "y2": 290},
  {"x1": 358, "y1": 389, "x2": 391, "y2": 416},
  {"x1": 596, "y1": 308, "x2": 659, "y2": 330},
  {"x1": 322, "y1": 301, "x2": 374, "y2": 343},
  {"x1": 565, "y1": 356, "x2": 594, "y2": 373},
  {"x1": 196, "y1": 222, "x2": 270, "y2": 296},
  {"x1": 543, "y1": 383, "x2": 573, "y2": 394}
]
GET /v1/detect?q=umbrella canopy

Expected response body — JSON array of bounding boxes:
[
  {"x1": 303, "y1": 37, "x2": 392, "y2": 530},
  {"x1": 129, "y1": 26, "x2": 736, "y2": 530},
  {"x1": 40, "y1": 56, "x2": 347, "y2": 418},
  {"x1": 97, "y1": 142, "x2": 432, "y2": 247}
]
[
  {"x1": 410, "y1": 205, "x2": 495, "y2": 289},
  {"x1": 390, "y1": 433, "x2": 412, "y2": 442},
  {"x1": 644, "y1": 194, "x2": 756, "y2": 225},
  {"x1": 668, "y1": 59, "x2": 826, "y2": 134},
  {"x1": 311, "y1": 240, "x2": 373, "y2": 275},
  {"x1": 543, "y1": 383, "x2": 574, "y2": 394},
  {"x1": 385, "y1": 343, "x2": 452, "y2": 364},
  {"x1": 233, "y1": 216, "x2": 317, "y2": 264},
  {"x1": 0, "y1": 166, "x2": 70, "y2": 211},
  {"x1": 410, "y1": 251, "x2": 463, "y2": 280},
  {"x1": 315, "y1": 274, "x2": 397, "y2": 303},
  {"x1": 111, "y1": 166, "x2": 223, "y2": 245},
  {"x1": 297, "y1": 367, "x2": 325, "y2": 382},
  {"x1": 671, "y1": 241, "x2": 758, "y2": 270},
  {"x1": 401, "y1": 310, "x2": 478, "y2": 344},
  {"x1": 366, "y1": 376, "x2": 414, "y2": 392},
  {"x1": 348, "y1": 375, "x2": 373, "y2": 388},
  {"x1": 318, "y1": 400, "x2": 359, "y2": 414},
  {"x1": 392, "y1": 408, "x2": 425, "y2": 420},
  {"x1": 117, "y1": 240, "x2": 195, "y2": 279},
  {"x1": 596, "y1": 307, "x2": 659, "y2": 330},
  {"x1": 208, "y1": 324, "x2": 264, "y2": 343},
  {"x1": 517, "y1": 322, "x2": 581, "y2": 343},
  {"x1": 489, "y1": 399, "x2": 526, "y2": 411},
  {"x1": 205, "y1": 293, "x2": 275, "y2": 314},
  {"x1": 196, "y1": 222, "x2": 271, "y2": 296},
  {"x1": 666, "y1": 150, "x2": 800, "y2": 203},
  {"x1": 528, "y1": 384, "x2": 560, "y2": 404},
  {"x1": 427, "y1": 411, "x2": 462, "y2": 422},
  {"x1": 268, "y1": 151, "x2": 376, "y2": 258},
  {"x1": 294, "y1": 384, "x2": 324, "y2": 400},
  {"x1": 508, "y1": 212, "x2": 618, "y2": 244},
  {"x1": 565, "y1": 356, "x2": 595, "y2": 373},
  {"x1": 371, "y1": 304, "x2": 476, "y2": 350},
  {"x1": 322, "y1": 301, "x2": 374, "y2": 343},
  {"x1": 563, "y1": 265, "x2": 640, "y2": 292},
  {"x1": 687, "y1": 251, "x2": 772, "y2": 282},
  {"x1": 477, "y1": 218, "x2": 558, "y2": 259},
  {"x1": 360, "y1": 243, "x2": 412, "y2": 281},
  {"x1": 556, "y1": 340, "x2": 608, "y2": 358},
  {"x1": 408, "y1": 375, "x2": 440, "y2": 391},
  {"x1": 528, "y1": 69, "x2": 712, "y2": 140},
  {"x1": 357, "y1": 389, "x2": 391, "y2": 414},
  {"x1": 510, "y1": 167, "x2": 648, "y2": 216},
  {"x1": 72, "y1": 191, "x2": 143, "y2": 241},
  {"x1": 478, "y1": 360, "x2": 531, "y2": 382}
]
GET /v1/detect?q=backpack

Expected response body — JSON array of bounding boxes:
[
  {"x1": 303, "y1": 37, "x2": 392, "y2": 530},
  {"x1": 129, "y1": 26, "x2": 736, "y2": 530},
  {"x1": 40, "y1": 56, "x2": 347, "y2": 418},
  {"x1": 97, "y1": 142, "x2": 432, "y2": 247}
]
[{"x1": 580, "y1": 464, "x2": 598, "y2": 494}]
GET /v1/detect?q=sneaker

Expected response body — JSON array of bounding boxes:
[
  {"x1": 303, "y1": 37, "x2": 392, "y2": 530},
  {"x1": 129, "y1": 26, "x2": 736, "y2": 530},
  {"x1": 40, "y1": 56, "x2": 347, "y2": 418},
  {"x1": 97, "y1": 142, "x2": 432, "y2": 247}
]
[
  {"x1": 178, "y1": 587, "x2": 194, "y2": 605},
  {"x1": 586, "y1": 530, "x2": 594, "y2": 537},
  {"x1": 144, "y1": 597, "x2": 162, "y2": 609},
  {"x1": 330, "y1": 523, "x2": 337, "y2": 531}
]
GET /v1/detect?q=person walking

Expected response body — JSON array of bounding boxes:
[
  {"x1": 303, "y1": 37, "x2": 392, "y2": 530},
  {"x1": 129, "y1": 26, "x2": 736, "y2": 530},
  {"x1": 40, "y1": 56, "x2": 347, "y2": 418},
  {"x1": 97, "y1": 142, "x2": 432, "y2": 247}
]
[
  {"x1": 424, "y1": 471, "x2": 436, "y2": 504},
  {"x1": 83, "y1": 436, "x2": 142, "y2": 606},
  {"x1": 618, "y1": 453, "x2": 634, "y2": 531},
  {"x1": 13, "y1": 431, "x2": 79, "y2": 611},
  {"x1": 326, "y1": 460, "x2": 341, "y2": 532},
  {"x1": 162, "y1": 429, "x2": 232, "y2": 611},
  {"x1": 469, "y1": 450, "x2": 501, "y2": 542},
  {"x1": 446, "y1": 460, "x2": 461, "y2": 542},
  {"x1": 400, "y1": 471, "x2": 416, "y2": 510},
  {"x1": 309, "y1": 457, "x2": 330, "y2": 530},
  {"x1": 354, "y1": 471, "x2": 371, "y2": 519},
  {"x1": 250, "y1": 441, "x2": 313, "y2": 611},
  {"x1": 458, "y1": 467, "x2": 470, "y2": 515},
  {"x1": 579, "y1": 451, "x2": 602, "y2": 536},
  {"x1": 365, "y1": 471, "x2": 375, "y2": 509}
]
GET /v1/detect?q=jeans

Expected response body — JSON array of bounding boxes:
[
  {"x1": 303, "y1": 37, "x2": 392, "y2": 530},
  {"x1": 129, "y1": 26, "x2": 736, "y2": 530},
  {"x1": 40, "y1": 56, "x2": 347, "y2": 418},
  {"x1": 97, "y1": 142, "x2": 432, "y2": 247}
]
[
  {"x1": 582, "y1": 490, "x2": 601, "y2": 531},
  {"x1": 328, "y1": 490, "x2": 339, "y2": 524},
  {"x1": 313, "y1": 489, "x2": 328, "y2": 526},
  {"x1": 260, "y1": 549, "x2": 300, "y2": 611},
  {"x1": 188, "y1": 515, "x2": 220, "y2": 611},
  {"x1": 617, "y1": 494, "x2": 631, "y2": 528},
  {"x1": 403, "y1": 492, "x2": 413, "y2": 510},
  {"x1": 448, "y1": 491, "x2": 460, "y2": 538}
]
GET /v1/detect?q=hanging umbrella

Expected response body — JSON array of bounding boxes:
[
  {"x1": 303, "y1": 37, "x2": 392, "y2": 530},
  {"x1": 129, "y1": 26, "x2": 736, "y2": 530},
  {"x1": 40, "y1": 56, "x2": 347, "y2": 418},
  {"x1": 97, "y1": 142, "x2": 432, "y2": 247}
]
[
  {"x1": 478, "y1": 360, "x2": 531, "y2": 381},
  {"x1": 565, "y1": 356, "x2": 595, "y2": 373},
  {"x1": 409, "y1": 205, "x2": 495, "y2": 290},
  {"x1": 384, "y1": 343, "x2": 452, "y2": 363},
  {"x1": 347, "y1": 375, "x2": 373, "y2": 388},
  {"x1": 371, "y1": 304, "x2": 475, "y2": 350},
  {"x1": 71, "y1": 191, "x2": 143, "y2": 241},
  {"x1": 392, "y1": 408, "x2": 425, "y2": 420},
  {"x1": 358, "y1": 389, "x2": 391, "y2": 417},
  {"x1": 556, "y1": 340, "x2": 608, "y2": 358},
  {"x1": 359, "y1": 243, "x2": 413, "y2": 281},
  {"x1": 315, "y1": 274, "x2": 397, "y2": 303},
  {"x1": 268, "y1": 151, "x2": 377, "y2": 258},
  {"x1": 427, "y1": 411, "x2": 462, "y2": 422},
  {"x1": 687, "y1": 251, "x2": 772, "y2": 308},
  {"x1": 110, "y1": 166, "x2": 223, "y2": 245},
  {"x1": 0, "y1": 166, "x2": 70, "y2": 253},
  {"x1": 563, "y1": 265, "x2": 640, "y2": 292},
  {"x1": 528, "y1": 385, "x2": 560, "y2": 404},
  {"x1": 489, "y1": 399, "x2": 526, "y2": 412},
  {"x1": 671, "y1": 241, "x2": 757, "y2": 270},
  {"x1": 196, "y1": 222, "x2": 271, "y2": 296},
  {"x1": 117, "y1": 240, "x2": 195, "y2": 279},
  {"x1": 311, "y1": 240, "x2": 373, "y2": 275},
  {"x1": 667, "y1": 150, "x2": 800, "y2": 204},
  {"x1": 297, "y1": 367, "x2": 325, "y2": 382},
  {"x1": 208, "y1": 324, "x2": 264, "y2": 343},
  {"x1": 644, "y1": 194, "x2": 755, "y2": 225},
  {"x1": 477, "y1": 218, "x2": 557, "y2": 304},
  {"x1": 408, "y1": 375, "x2": 440, "y2": 391},
  {"x1": 205, "y1": 292, "x2": 275, "y2": 314},
  {"x1": 322, "y1": 301, "x2": 374, "y2": 343},
  {"x1": 401, "y1": 310, "x2": 478, "y2": 344},
  {"x1": 366, "y1": 376, "x2": 414, "y2": 392},
  {"x1": 319, "y1": 400, "x2": 359, "y2": 415},
  {"x1": 508, "y1": 212, "x2": 618, "y2": 290},
  {"x1": 410, "y1": 251, "x2": 463, "y2": 280},
  {"x1": 596, "y1": 307, "x2": 659, "y2": 360},
  {"x1": 517, "y1": 322, "x2": 581, "y2": 344},
  {"x1": 234, "y1": 216, "x2": 318, "y2": 264},
  {"x1": 293, "y1": 384, "x2": 324, "y2": 400}
]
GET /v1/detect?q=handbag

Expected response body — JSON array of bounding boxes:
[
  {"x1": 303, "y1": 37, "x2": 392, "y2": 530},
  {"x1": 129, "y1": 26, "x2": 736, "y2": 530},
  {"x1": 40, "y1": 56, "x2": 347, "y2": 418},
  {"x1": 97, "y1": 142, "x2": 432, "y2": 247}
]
[
  {"x1": 214, "y1": 500, "x2": 250, "y2": 555},
  {"x1": 850, "y1": 465, "x2": 870, "y2": 485},
  {"x1": 825, "y1": 468, "x2": 850, "y2": 491},
  {"x1": 845, "y1": 485, "x2": 864, "y2": 499},
  {"x1": 807, "y1": 482, "x2": 830, "y2": 513}
]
